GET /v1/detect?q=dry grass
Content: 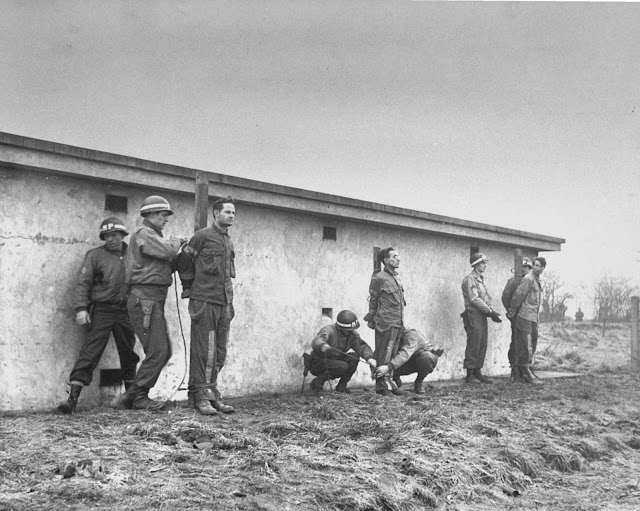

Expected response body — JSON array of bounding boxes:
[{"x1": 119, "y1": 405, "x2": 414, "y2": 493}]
[{"x1": 2, "y1": 322, "x2": 640, "y2": 510}]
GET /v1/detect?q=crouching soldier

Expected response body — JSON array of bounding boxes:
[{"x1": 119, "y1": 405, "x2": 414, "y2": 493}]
[
  {"x1": 58, "y1": 218, "x2": 140, "y2": 414},
  {"x1": 111, "y1": 195, "x2": 185, "y2": 411},
  {"x1": 308, "y1": 310, "x2": 377, "y2": 395},
  {"x1": 375, "y1": 329, "x2": 443, "y2": 394}
]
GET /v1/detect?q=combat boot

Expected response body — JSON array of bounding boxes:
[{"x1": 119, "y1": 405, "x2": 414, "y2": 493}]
[
  {"x1": 310, "y1": 377, "x2": 327, "y2": 396},
  {"x1": 110, "y1": 384, "x2": 138, "y2": 410},
  {"x1": 188, "y1": 393, "x2": 218, "y2": 416},
  {"x1": 392, "y1": 374, "x2": 403, "y2": 388},
  {"x1": 474, "y1": 368, "x2": 493, "y2": 384},
  {"x1": 413, "y1": 377, "x2": 426, "y2": 394},
  {"x1": 58, "y1": 384, "x2": 82, "y2": 415},
  {"x1": 132, "y1": 388, "x2": 166, "y2": 411},
  {"x1": 465, "y1": 369, "x2": 480, "y2": 384},
  {"x1": 335, "y1": 376, "x2": 352, "y2": 394}
]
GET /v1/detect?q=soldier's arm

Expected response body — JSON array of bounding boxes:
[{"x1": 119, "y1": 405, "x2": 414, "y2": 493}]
[
  {"x1": 73, "y1": 251, "x2": 95, "y2": 313},
  {"x1": 510, "y1": 277, "x2": 534, "y2": 312},
  {"x1": 139, "y1": 228, "x2": 182, "y2": 260},
  {"x1": 463, "y1": 277, "x2": 492, "y2": 314}
]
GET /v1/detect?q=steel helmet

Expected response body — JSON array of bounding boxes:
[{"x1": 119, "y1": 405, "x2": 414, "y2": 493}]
[
  {"x1": 140, "y1": 195, "x2": 174, "y2": 217},
  {"x1": 336, "y1": 310, "x2": 360, "y2": 330},
  {"x1": 98, "y1": 217, "x2": 129, "y2": 240},
  {"x1": 470, "y1": 252, "x2": 488, "y2": 267}
]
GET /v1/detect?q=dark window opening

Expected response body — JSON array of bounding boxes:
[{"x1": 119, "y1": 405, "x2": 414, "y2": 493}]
[
  {"x1": 323, "y1": 226, "x2": 337, "y2": 241},
  {"x1": 373, "y1": 246, "x2": 381, "y2": 272},
  {"x1": 322, "y1": 308, "x2": 333, "y2": 319},
  {"x1": 105, "y1": 194, "x2": 128, "y2": 213},
  {"x1": 99, "y1": 368, "x2": 123, "y2": 387}
]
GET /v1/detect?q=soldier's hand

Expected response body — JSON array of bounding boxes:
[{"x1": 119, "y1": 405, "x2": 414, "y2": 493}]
[
  {"x1": 506, "y1": 310, "x2": 516, "y2": 320},
  {"x1": 489, "y1": 310, "x2": 502, "y2": 323},
  {"x1": 374, "y1": 364, "x2": 390, "y2": 378},
  {"x1": 367, "y1": 320, "x2": 376, "y2": 330},
  {"x1": 319, "y1": 343, "x2": 330, "y2": 353},
  {"x1": 76, "y1": 311, "x2": 91, "y2": 325},
  {"x1": 367, "y1": 358, "x2": 377, "y2": 369}
]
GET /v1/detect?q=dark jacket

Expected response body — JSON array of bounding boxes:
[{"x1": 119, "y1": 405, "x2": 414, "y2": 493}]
[
  {"x1": 389, "y1": 329, "x2": 436, "y2": 370},
  {"x1": 311, "y1": 324, "x2": 374, "y2": 362},
  {"x1": 461, "y1": 271, "x2": 492, "y2": 314},
  {"x1": 73, "y1": 244, "x2": 128, "y2": 312},
  {"x1": 366, "y1": 268, "x2": 405, "y2": 330},
  {"x1": 125, "y1": 220, "x2": 181, "y2": 289},
  {"x1": 179, "y1": 224, "x2": 235, "y2": 305},
  {"x1": 511, "y1": 271, "x2": 543, "y2": 322},
  {"x1": 501, "y1": 274, "x2": 524, "y2": 311}
]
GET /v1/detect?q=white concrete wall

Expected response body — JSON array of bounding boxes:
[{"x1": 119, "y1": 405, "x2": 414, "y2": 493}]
[{"x1": 0, "y1": 167, "x2": 537, "y2": 411}]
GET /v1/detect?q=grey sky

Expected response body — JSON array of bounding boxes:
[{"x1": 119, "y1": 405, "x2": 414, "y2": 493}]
[{"x1": 2, "y1": 1, "x2": 639, "y2": 307}]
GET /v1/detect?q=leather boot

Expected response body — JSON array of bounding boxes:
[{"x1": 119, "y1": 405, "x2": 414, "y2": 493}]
[
  {"x1": 58, "y1": 384, "x2": 82, "y2": 415},
  {"x1": 335, "y1": 377, "x2": 351, "y2": 394},
  {"x1": 132, "y1": 388, "x2": 166, "y2": 411},
  {"x1": 310, "y1": 377, "x2": 327, "y2": 396},
  {"x1": 474, "y1": 369, "x2": 493, "y2": 384},
  {"x1": 413, "y1": 376, "x2": 426, "y2": 394},
  {"x1": 465, "y1": 369, "x2": 480, "y2": 384},
  {"x1": 110, "y1": 384, "x2": 138, "y2": 410},
  {"x1": 392, "y1": 374, "x2": 403, "y2": 388},
  {"x1": 188, "y1": 393, "x2": 218, "y2": 416}
]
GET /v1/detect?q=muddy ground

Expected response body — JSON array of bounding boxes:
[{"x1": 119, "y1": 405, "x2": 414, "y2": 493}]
[{"x1": 1, "y1": 322, "x2": 639, "y2": 511}]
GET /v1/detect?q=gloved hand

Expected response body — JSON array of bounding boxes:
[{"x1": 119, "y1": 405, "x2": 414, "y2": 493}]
[
  {"x1": 433, "y1": 347, "x2": 445, "y2": 357},
  {"x1": 489, "y1": 310, "x2": 502, "y2": 323},
  {"x1": 367, "y1": 321, "x2": 376, "y2": 330},
  {"x1": 76, "y1": 311, "x2": 91, "y2": 325}
]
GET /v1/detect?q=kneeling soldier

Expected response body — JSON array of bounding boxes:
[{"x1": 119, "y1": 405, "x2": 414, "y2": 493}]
[
  {"x1": 309, "y1": 310, "x2": 377, "y2": 395},
  {"x1": 375, "y1": 329, "x2": 443, "y2": 394}
]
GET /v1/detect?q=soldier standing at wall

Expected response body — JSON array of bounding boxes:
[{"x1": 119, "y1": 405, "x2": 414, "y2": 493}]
[
  {"x1": 58, "y1": 218, "x2": 139, "y2": 414},
  {"x1": 364, "y1": 247, "x2": 407, "y2": 396},
  {"x1": 508, "y1": 256, "x2": 546, "y2": 384},
  {"x1": 177, "y1": 197, "x2": 236, "y2": 415},
  {"x1": 501, "y1": 257, "x2": 533, "y2": 379},
  {"x1": 111, "y1": 195, "x2": 185, "y2": 411},
  {"x1": 461, "y1": 253, "x2": 502, "y2": 384}
]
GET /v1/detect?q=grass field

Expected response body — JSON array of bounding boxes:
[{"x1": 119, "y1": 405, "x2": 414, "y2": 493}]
[{"x1": 1, "y1": 322, "x2": 639, "y2": 511}]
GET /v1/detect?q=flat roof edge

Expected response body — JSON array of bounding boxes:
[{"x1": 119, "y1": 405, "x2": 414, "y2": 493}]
[{"x1": 0, "y1": 132, "x2": 565, "y2": 248}]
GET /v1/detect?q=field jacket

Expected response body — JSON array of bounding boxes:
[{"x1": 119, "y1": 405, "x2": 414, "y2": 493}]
[
  {"x1": 388, "y1": 329, "x2": 435, "y2": 370},
  {"x1": 511, "y1": 271, "x2": 542, "y2": 323},
  {"x1": 125, "y1": 220, "x2": 181, "y2": 290},
  {"x1": 179, "y1": 224, "x2": 235, "y2": 305},
  {"x1": 367, "y1": 268, "x2": 405, "y2": 331},
  {"x1": 461, "y1": 270, "x2": 492, "y2": 314},
  {"x1": 311, "y1": 324, "x2": 375, "y2": 362},
  {"x1": 73, "y1": 244, "x2": 128, "y2": 312},
  {"x1": 501, "y1": 274, "x2": 524, "y2": 312}
]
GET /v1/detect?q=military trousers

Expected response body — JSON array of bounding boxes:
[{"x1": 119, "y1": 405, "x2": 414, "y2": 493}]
[{"x1": 462, "y1": 310, "x2": 488, "y2": 369}]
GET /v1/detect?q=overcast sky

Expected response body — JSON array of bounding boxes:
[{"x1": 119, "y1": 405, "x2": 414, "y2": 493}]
[{"x1": 2, "y1": 1, "x2": 639, "y2": 310}]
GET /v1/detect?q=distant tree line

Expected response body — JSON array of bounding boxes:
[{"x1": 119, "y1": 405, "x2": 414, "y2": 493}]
[{"x1": 591, "y1": 274, "x2": 636, "y2": 323}]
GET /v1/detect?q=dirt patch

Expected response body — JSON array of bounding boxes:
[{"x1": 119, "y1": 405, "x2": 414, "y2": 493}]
[{"x1": 2, "y1": 322, "x2": 640, "y2": 510}]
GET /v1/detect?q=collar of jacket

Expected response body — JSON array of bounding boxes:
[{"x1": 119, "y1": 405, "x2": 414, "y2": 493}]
[
  {"x1": 212, "y1": 223, "x2": 229, "y2": 236},
  {"x1": 384, "y1": 267, "x2": 398, "y2": 277},
  {"x1": 142, "y1": 218, "x2": 164, "y2": 236}
]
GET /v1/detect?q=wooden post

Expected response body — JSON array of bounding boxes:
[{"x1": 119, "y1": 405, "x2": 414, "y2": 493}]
[
  {"x1": 631, "y1": 296, "x2": 639, "y2": 372},
  {"x1": 195, "y1": 171, "x2": 209, "y2": 232},
  {"x1": 514, "y1": 248, "x2": 523, "y2": 277}
]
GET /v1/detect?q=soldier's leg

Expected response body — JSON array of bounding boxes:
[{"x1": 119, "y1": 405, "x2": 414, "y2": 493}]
[
  {"x1": 111, "y1": 307, "x2": 140, "y2": 389},
  {"x1": 413, "y1": 351, "x2": 438, "y2": 393},
  {"x1": 68, "y1": 306, "x2": 114, "y2": 386}
]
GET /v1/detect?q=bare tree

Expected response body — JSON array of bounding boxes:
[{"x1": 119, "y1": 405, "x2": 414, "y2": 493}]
[
  {"x1": 541, "y1": 271, "x2": 573, "y2": 323},
  {"x1": 591, "y1": 273, "x2": 636, "y2": 335}
]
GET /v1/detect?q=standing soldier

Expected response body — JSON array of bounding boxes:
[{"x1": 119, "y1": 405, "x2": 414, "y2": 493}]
[
  {"x1": 461, "y1": 253, "x2": 502, "y2": 384},
  {"x1": 501, "y1": 257, "x2": 533, "y2": 378},
  {"x1": 364, "y1": 247, "x2": 407, "y2": 396},
  {"x1": 508, "y1": 256, "x2": 546, "y2": 384},
  {"x1": 177, "y1": 197, "x2": 236, "y2": 415},
  {"x1": 111, "y1": 195, "x2": 184, "y2": 411},
  {"x1": 58, "y1": 218, "x2": 139, "y2": 414}
]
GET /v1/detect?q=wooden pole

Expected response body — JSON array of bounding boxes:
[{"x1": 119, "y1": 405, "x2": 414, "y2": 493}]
[
  {"x1": 195, "y1": 171, "x2": 209, "y2": 232},
  {"x1": 514, "y1": 248, "x2": 523, "y2": 277},
  {"x1": 631, "y1": 296, "x2": 639, "y2": 372}
]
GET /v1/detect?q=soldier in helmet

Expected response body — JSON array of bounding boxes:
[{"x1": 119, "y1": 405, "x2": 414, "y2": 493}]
[
  {"x1": 176, "y1": 196, "x2": 237, "y2": 415},
  {"x1": 111, "y1": 195, "x2": 185, "y2": 411},
  {"x1": 308, "y1": 310, "x2": 377, "y2": 395},
  {"x1": 58, "y1": 218, "x2": 139, "y2": 414},
  {"x1": 461, "y1": 253, "x2": 502, "y2": 384}
]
